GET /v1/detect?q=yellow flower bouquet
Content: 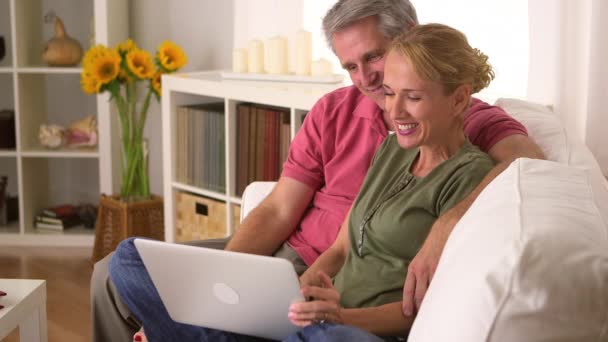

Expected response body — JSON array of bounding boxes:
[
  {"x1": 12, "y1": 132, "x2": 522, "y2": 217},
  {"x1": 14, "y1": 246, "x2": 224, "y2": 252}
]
[{"x1": 81, "y1": 39, "x2": 187, "y2": 200}]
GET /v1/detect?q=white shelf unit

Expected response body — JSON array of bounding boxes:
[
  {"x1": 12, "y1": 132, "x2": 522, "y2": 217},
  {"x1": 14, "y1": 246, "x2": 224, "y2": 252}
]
[
  {"x1": 0, "y1": 0, "x2": 128, "y2": 246},
  {"x1": 162, "y1": 71, "x2": 344, "y2": 242}
]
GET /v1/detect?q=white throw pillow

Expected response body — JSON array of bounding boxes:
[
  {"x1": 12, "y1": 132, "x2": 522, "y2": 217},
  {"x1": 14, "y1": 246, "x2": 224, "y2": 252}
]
[
  {"x1": 408, "y1": 158, "x2": 608, "y2": 341},
  {"x1": 495, "y1": 98, "x2": 606, "y2": 188}
]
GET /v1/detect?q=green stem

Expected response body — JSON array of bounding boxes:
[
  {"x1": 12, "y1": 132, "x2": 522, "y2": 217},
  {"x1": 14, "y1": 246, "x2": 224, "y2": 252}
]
[
  {"x1": 115, "y1": 83, "x2": 153, "y2": 200},
  {"x1": 139, "y1": 143, "x2": 149, "y2": 198},
  {"x1": 137, "y1": 89, "x2": 153, "y2": 139},
  {"x1": 135, "y1": 89, "x2": 153, "y2": 198},
  {"x1": 123, "y1": 139, "x2": 140, "y2": 197},
  {"x1": 120, "y1": 82, "x2": 138, "y2": 199},
  {"x1": 112, "y1": 92, "x2": 130, "y2": 196}
]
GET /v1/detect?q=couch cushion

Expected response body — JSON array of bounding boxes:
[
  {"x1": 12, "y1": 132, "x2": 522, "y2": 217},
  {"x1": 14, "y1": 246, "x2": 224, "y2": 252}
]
[
  {"x1": 495, "y1": 98, "x2": 606, "y2": 187},
  {"x1": 408, "y1": 158, "x2": 608, "y2": 341}
]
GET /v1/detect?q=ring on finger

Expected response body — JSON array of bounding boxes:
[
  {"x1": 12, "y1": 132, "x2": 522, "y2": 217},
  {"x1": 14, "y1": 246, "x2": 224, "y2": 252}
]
[{"x1": 319, "y1": 312, "x2": 328, "y2": 324}]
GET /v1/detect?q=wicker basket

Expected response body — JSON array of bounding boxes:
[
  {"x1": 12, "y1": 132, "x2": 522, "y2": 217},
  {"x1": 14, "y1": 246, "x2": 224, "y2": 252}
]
[
  {"x1": 91, "y1": 194, "x2": 164, "y2": 263},
  {"x1": 175, "y1": 191, "x2": 233, "y2": 242}
]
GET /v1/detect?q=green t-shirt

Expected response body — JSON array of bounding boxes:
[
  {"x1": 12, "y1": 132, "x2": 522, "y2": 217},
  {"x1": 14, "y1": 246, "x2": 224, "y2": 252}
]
[{"x1": 333, "y1": 135, "x2": 493, "y2": 308}]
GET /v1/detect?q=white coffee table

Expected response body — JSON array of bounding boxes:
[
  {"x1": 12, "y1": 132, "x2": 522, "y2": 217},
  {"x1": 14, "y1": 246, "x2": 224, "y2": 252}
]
[{"x1": 0, "y1": 279, "x2": 47, "y2": 342}]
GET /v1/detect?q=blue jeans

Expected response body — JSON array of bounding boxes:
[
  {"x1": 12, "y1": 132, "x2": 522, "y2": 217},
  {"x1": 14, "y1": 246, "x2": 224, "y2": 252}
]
[
  {"x1": 109, "y1": 238, "x2": 384, "y2": 342},
  {"x1": 284, "y1": 324, "x2": 384, "y2": 342}
]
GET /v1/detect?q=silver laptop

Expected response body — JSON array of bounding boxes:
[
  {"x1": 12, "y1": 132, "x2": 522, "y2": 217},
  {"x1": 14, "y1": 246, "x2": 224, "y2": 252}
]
[{"x1": 134, "y1": 238, "x2": 304, "y2": 340}]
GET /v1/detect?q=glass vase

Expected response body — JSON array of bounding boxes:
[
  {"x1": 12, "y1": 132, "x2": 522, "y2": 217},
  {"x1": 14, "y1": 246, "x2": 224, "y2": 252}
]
[
  {"x1": 116, "y1": 82, "x2": 152, "y2": 201},
  {"x1": 120, "y1": 135, "x2": 150, "y2": 201}
]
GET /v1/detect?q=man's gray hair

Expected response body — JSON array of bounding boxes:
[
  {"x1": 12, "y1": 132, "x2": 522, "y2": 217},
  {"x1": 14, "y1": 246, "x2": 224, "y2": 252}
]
[{"x1": 322, "y1": 0, "x2": 419, "y2": 52}]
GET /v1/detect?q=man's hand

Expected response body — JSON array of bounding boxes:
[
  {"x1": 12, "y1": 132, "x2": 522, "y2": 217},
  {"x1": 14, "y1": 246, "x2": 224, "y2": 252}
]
[
  {"x1": 401, "y1": 230, "x2": 445, "y2": 316},
  {"x1": 402, "y1": 135, "x2": 545, "y2": 317}
]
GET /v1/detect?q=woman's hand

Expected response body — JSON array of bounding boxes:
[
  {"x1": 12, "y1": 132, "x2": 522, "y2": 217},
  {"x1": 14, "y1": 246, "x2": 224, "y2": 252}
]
[{"x1": 288, "y1": 271, "x2": 343, "y2": 327}]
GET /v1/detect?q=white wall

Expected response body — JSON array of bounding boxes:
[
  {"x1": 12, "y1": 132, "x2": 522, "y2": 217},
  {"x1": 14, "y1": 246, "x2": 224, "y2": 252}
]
[
  {"x1": 528, "y1": 0, "x2": 591, "y2": 141},
  {"x1": 130, "y1": 0, "x2": 233, "y2": 195},
  {"x1": 413, "y1": 0, "x2": 529, "y2": 100}
]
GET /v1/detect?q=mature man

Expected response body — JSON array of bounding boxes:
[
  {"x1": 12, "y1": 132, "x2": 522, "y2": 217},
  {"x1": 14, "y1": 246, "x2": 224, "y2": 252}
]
[{"x1": 92, "y1": 0, "x2": 544, "y2": 340}]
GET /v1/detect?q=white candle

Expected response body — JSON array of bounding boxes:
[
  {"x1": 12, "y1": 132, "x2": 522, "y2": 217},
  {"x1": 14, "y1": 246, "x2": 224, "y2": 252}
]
[
  {"x1": 295, "y1": 30, "x2": 312, "y2": 76},
  {"x1": 311, "y1": 58, "x2": 333, "y2": 76},
  {"x1": 232, "y1": 48, "x2": 248, "y2": 73},
  {"x1": 248, "y1": 40, "x2": 265, "y2": 74},
  {"x1": 266, "y1": 36, "x2": 288, "y2": 74}
]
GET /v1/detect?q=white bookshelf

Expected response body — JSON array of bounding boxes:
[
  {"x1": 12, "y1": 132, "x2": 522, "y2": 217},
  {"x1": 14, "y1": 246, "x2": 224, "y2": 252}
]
[
  {"x1": 162, "y1": 71, "x2": 344, "y2": 242},
  {"x1": 0, "y1": 0, "x2": 128, "y2": 246}
]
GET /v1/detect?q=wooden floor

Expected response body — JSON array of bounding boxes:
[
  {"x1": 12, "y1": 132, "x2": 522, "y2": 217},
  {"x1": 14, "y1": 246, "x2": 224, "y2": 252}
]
[{"x1": 0, "y1": 246, "x2": 93, "y2": 342}]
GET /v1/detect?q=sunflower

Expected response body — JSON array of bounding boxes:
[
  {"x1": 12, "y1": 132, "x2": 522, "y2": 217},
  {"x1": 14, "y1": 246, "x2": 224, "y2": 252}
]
[
  {"x1": 115, "y1": 38, "x2": 137, "y2": 56},
  {"x1": 82, "y1": 44, "x2": 113, "y2": 69},
  {"x1": 151, "y1": 71, "x2": 162, "y2": 97},
  {"x1": 156, "y1": 41, "x2": 187, "y2": 72},
  {"x1": 126, "y1": 49, "x2": 155, "y2": 80},
  {"x1": 85, "y1": 49, "x2": 121, "y2": 85},
  {"x1": 117, "y1": 68, "x2": 132, "y2": 84},
  {"x1": 81, "y1": 74, "x2": 102, "y2": 94}
]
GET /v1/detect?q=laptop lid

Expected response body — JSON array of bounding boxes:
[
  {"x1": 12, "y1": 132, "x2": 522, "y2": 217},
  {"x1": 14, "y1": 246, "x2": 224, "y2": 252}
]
[{"x1": 134, "y1": 238, "x2": 304, "y2": 340}]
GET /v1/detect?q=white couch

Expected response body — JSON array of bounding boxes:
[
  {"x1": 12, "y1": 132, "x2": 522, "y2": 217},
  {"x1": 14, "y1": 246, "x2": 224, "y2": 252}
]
[{"x1": 240, "y1": 98, "x2": 608, "y2": 342}]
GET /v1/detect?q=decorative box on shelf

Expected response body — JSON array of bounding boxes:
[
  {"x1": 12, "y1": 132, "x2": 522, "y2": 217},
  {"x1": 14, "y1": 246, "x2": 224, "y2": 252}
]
[{"x1": 174, "y1": 191, "x2": 239, "y2": 243}]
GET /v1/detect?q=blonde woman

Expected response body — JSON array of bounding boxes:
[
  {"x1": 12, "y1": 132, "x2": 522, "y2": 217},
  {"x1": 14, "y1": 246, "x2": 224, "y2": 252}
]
[{"x1": 287, "y1": 23, "x2": 495, "y2": 340}]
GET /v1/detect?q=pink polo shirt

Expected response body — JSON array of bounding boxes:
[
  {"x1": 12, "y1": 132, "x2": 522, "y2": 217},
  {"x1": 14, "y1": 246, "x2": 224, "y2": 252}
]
[{"x1": 283, "y1": 86, "x2": 527, "y2": 265}]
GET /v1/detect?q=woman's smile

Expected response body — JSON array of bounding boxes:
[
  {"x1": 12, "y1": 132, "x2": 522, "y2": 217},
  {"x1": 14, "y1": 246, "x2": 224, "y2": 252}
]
[{"x1": 395, "y1": 122, "x2": 419, "y2": 135}]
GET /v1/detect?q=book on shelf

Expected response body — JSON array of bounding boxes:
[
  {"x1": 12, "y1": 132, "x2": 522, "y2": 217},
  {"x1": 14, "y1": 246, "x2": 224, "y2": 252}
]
[
  {"x1": 234, "y1": 103, "x2": 291, "y2": 196},
  {"x1": 247, "y1": 104, "x2": 258, "y2": 187},
  {"x1": 35, "y1": 204, "x2": 82, "y2": 231},
  {"x1": 279, "y1": 111, "x2": 291, "y2": 167},
  {"x1": 35, "y1": 221, "x2": 73, "y2": 231},
  {"x1": 175, "y1": 105, "x2": 188, "y2": 184},
  {"x1": 236, "y1": 103, "x2": 251, "y2": 196},
  {"x1": 35, "y1": 213, "x2": 81, "y2": 231},
  {"x1": 175, "y1": 103, "x2": 226, "y2": 193}
]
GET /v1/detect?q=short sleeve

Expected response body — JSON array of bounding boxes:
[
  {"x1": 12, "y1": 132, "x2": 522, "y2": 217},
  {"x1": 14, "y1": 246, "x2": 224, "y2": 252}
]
[
  {"x1": 465, "y1": 98, "x2": 528, "y2": 153},
  {"x1": 437, "y1": 154, "x2": 494, "y2": 216},
  {"x1": 281, "y1": 99, "x2": 326, "y2": 190}
]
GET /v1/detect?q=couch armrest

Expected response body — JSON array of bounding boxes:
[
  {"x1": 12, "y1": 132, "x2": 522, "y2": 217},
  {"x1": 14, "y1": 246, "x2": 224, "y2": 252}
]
[{"x1": 240, "y1": 181, "x2": 277, "y2": 222}]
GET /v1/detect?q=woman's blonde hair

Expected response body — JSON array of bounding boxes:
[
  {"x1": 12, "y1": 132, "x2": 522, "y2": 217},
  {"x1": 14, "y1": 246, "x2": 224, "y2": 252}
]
[{"x1": 390, "y1": 23, "x2": 494, "y2": 94}]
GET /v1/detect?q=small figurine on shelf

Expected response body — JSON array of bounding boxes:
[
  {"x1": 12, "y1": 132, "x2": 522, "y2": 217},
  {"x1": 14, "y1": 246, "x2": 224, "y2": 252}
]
[
  {"x1": 39, "y1": 124, "x2": 65, "y2": 149},
  {"x1": 42, "y1": 10, "x2": 83, "y2": 66},
  {"x1": 38, "y1": 124, "x2": 65, "y2": 149},
  {"x1": 78, "y1": 203, "x2": 98, "y2": 229},
  {"x1": 65, "y1": 115, "x2": 98, "y2": 148},
  {"x1": 0, "y1": 176, "x2": 17, "y2": 226}
]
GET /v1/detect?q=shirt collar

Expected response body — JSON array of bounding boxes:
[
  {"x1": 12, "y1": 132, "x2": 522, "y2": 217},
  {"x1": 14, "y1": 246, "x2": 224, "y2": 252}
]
[
  {"x1": 349, "y1": 87, "x2": 388, "y2": 136},
  {"x1": 351, "y1": 87, "x2": 384, "y2": 120}
]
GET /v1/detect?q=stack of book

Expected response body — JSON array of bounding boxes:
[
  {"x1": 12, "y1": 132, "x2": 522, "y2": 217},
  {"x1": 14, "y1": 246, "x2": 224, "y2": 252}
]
[
  {"x1": 35, "y1": 204, "x2": 81, "y2": 231},
  {"x1": 235, "y1": 103, "x2": 291, "y2": 196},
  {"x1": 175, "y1": 103, "x2": 226, "y2": 193}
]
